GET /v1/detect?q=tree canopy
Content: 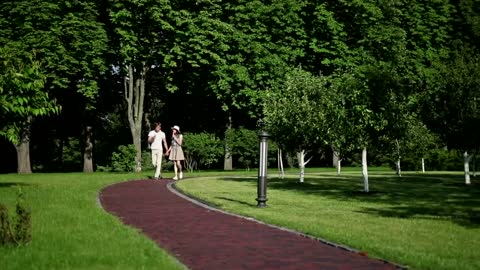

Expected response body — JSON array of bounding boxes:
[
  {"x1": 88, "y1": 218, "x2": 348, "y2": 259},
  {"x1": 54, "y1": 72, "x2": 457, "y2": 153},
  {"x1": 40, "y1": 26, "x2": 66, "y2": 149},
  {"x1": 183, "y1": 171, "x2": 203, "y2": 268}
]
[{"x1": 0, "y1": 0, "x2": 478, "y2": 176}]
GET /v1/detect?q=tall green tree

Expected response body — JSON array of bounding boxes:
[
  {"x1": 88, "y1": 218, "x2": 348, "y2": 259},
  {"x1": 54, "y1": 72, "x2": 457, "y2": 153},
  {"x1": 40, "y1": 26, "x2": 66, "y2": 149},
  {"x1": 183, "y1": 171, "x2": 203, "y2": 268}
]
[
  {"x1": 418, "y1": 0, "x2": 480, "y2": 184},
  {"x1": 107, "y1": 0, "x2": 181, "y2": 172},
  {"x1": 0, "y1": 0, "x2": 108, "y2": 173},
  {"x1": 175, "y1": 0, "x2": 307, "y2": 170},
  {"x1": 0, "y1": 48, "x2": 60, "y2": 173},
  {"x1": 425, "y1": 48, "x2": 480, "y2": 184}
]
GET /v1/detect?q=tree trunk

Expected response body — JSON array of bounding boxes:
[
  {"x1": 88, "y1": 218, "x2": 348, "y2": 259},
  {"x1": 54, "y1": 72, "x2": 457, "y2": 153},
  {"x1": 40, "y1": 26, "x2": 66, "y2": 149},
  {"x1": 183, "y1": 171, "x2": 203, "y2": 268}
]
[
  {"x1": 333, "y1": 149, "x2": 340, "y2": 168},
  {"x1": 224, "y1": 146, "x2": 233, "y2": 170},
  {"x1": 362, "y1": 147, "x2": 369, "y2": 192},
  {"x1": 421, "y1": 158, "x2": 425, "y2": 173},
  {"x1": 296, "y1": 150, "x2": 313, "y2": 183},
  {"x1": 337, "y1": 159, "x2": 342, "y2": 175},
  {"x1": 224, "y1": 117, "x2": 232, "y2": 170},
  {"x1": 16, "y1": 139, "x2": 31, "y2": 174},
  {"x1": 278, "y1": 148, "x2": 284, "y2": 179},
  {"x1": 144, "y1": 113, "x2": 151, "y2": 132},
  {"x1": 16, "y1": 117, "x2": 32, "y2": 174},
  {"x1": 395, "y1": 139, "x2": 401, "y2": 177},
  {"x1": 125, "y1": 64, "x2": 148, "y2": 173},
  {"x1": 83, "y1": 126, "x2": 94, "y2": 173},
  {"x1": 298, "y1": 150, "x2": 305, "y2": 183},
  {"x1": 396, "y1": 159, "x2": 402, "y2": 177},
  {"x1": 464, "y1": 151, "x2": 472, "y2": 185}
]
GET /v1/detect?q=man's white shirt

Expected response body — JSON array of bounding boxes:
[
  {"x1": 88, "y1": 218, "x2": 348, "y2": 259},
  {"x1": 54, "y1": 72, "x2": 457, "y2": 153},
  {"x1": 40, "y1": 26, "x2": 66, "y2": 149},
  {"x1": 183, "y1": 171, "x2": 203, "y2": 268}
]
[{"x1": 148, "y1": 130, "x2": 166, "y2": 150}]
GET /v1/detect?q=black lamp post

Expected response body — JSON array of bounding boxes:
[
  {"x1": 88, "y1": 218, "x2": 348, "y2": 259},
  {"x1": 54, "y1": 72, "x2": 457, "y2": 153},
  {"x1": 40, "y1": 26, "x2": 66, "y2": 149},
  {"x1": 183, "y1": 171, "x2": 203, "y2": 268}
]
[{"x1": 256, "y1": 119, "x2": 270, "y2": 208}]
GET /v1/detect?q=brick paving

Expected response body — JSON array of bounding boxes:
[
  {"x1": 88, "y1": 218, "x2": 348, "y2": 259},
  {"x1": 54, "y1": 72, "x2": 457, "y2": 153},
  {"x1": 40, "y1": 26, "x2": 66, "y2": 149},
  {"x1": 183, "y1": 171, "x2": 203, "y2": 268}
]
[{"x1": 99, "y1": 179, "x2": 403, "y2": 270}]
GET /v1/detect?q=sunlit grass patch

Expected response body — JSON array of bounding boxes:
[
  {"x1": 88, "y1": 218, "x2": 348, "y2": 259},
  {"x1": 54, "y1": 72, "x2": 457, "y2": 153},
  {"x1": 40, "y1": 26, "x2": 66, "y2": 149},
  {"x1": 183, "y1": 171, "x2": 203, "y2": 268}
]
[{"x1": 0, "y1": 173, "x2": 185, "y2": 270}]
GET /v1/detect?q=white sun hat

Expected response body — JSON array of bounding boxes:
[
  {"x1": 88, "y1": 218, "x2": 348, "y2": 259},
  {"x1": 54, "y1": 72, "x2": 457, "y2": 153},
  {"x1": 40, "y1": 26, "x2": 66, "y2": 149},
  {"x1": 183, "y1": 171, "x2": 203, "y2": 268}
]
[{"x1": 171, "y1": 125, "x2": 180, "y2": 132}]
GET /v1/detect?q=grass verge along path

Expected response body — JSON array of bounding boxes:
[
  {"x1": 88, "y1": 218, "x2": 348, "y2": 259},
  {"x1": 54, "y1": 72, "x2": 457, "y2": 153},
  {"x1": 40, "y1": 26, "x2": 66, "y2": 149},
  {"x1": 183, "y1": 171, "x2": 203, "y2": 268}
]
[{"x1": 0, "y1": 173, "x2": 185, "y2": 270}]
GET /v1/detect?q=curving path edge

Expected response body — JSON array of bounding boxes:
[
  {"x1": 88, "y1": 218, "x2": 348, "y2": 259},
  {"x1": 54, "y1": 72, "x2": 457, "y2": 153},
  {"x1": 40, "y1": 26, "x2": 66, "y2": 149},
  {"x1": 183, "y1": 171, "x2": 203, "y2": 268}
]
[{"x1": 99, "y1": 179, "x2": 404, "y2": 270}]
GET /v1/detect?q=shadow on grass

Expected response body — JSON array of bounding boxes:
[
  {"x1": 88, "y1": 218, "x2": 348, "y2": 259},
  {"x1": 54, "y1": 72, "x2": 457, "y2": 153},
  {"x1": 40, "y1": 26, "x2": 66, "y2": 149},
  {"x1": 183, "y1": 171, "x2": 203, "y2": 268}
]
[
  {"x1": 221, "y1": 173, "x2": 480, "y2": 228},
  {"x1": 214, "y1": 196, "x2": 257, "y2": 207},
  {"x1": 0, "y1": 182, "x2": 32, "y2": 188}
]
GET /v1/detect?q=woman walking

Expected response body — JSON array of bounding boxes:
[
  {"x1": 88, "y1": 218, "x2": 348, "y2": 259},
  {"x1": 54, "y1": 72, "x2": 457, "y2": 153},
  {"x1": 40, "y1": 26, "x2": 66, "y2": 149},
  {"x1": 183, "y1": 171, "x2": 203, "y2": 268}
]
[{"x1": 167, "y1": 125, "x2": 185, "y2": 180}]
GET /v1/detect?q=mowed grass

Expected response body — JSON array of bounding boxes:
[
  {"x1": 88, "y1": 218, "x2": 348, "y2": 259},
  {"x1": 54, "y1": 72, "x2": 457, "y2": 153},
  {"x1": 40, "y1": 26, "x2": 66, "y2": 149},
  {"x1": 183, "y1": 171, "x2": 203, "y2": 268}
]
[
  {"x1": 0, "y1": 172, "x2": 185, "y2": 270},
  {"x1": 175, "y1": 170, "x2": 480, "y2": 270}
]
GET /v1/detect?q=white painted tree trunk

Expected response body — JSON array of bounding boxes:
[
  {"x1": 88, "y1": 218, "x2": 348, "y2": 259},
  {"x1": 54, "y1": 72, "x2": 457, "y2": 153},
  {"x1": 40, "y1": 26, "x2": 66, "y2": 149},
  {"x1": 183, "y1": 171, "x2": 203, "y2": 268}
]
[
  {"x1": 298, "y1": 150, "x2": 305, "y2": 183},
  {"x1": 333, "y1": 149, "x2": 341, "y2": 175},
  {"x1": 464, "y1": 151, "x2": 472, "y2": 185},
  {"x1": 396, "y1": 159, "x2": 402, "y2": 177},
  {"x1": 337, "y1": 159, "x2": 342, "y2": 175},
  {"x1": 362, "y1": 147, "x2": 369, "y2": 192},
  {"x1": 278, "y1": 149, "x2": 285, "y2": 179},
  {"x1": 297, "y1": 150, "x2": 313, "y2": 183},
  {"x1": 421, "y1": 158, "x2": 425, "y2": 173},
  {"x1": 395, "y1": 139, "x2": 401, "y2": 177}
]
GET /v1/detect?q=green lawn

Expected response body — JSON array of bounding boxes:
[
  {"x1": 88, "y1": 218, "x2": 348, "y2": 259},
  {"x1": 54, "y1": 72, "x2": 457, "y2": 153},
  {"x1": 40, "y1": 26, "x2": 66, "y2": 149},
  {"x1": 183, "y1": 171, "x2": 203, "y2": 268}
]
[
  {"x1": 1, "y1": 169, "x2": 478, "y2": 270},
  {"x1": 0, "y1": 172, "x2": 185, "y2": 270},
  {"x1": 176, "y1": 170, "x2": 480, "y2": 270}
]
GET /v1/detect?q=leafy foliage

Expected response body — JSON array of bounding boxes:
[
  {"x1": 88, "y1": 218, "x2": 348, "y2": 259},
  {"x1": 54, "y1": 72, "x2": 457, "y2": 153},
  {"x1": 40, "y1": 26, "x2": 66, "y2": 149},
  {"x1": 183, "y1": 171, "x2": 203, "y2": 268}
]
[
  {"x1": 425, "y1": 48, "x2": 480, "y2": 152},
  {"x1": 264, "y1": 68, "x2": 343, "y2": 152},
  {"x1": 0, "y1": 48, "x2": 59, "y2": 144},
  {"x1": 377, "y1": 116, "x2": 440, "y2": 170},
  {"x1": 225, "y1": 128, "x2": 258, "y2": 170},
  {"x1": 1, "y1": 0, "x2": 480, "y2": 174},
  {"x1": 111, "y1": 144, "x2": 137, "y2": 172},
  {"x1": 183, "y1": 132, "x2": 223, "y2": 171}
]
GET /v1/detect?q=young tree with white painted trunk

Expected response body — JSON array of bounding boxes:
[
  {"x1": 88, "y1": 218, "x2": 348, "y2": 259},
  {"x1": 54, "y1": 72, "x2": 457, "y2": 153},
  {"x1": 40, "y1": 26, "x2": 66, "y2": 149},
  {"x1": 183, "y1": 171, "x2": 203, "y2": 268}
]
[
  {"x1": 277, "y1": 149, "x2": 285, "y2": 179},
  {"x1": 297, "y1": 150, "x2": 313, "y2": 183},
  {"x1": 377, "y1": 117, "x2": 438, "y2": 174},
  {"x1": 463, "y1": 151, "x2": 473, "y2": 185},
  {"x1": 403, "y1": 119, "x2": 439, "y2": 173},
  {"x1": 332, "y1": 149, "x2": 344, "y2": 175},
  {"x1": 329, "y1": 71, "x2": 387, "y2": 193},
  {"x1": 361, "y1": 147, "x2": 369, "y2": 192},
  {"x1": 263, "y1": 69, "x2": 341, "y2": 183}
]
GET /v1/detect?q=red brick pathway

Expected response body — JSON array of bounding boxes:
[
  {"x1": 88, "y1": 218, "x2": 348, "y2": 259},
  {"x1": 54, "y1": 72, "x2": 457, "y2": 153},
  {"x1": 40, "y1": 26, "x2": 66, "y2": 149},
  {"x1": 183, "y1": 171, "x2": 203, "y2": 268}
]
[{"x1": 99, "y1": 179, "x2": 403, "y2": 270}]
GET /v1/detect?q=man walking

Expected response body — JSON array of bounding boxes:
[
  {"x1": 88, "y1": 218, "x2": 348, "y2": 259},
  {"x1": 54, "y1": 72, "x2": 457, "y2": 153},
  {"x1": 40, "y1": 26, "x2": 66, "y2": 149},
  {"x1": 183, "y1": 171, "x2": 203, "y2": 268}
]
[{"x1": 148, "y1": 122, "x2": 168, "y2": 179}]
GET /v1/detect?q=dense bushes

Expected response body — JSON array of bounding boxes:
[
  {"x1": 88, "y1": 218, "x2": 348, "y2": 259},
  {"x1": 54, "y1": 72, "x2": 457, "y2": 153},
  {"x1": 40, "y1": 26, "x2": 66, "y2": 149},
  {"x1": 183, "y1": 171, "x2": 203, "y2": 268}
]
[
  {"x1": 98, "y1": 128, "x2": 280, "y2": 172},
  {"x1": 111, "y1": 145, "x2": 137, "y2": 172},
  {"x1": 97, "y1": 145, "x2": 173, "y2": 172},
  {"x1": 182, "y1": 132, "x2": 224, "y2": 171},
  {"x1": 97, "y1": 128, "x2": 283, "y2": 172},
  {"x1": 425, "y1": 149, "x2": 464, "y2": 171}
]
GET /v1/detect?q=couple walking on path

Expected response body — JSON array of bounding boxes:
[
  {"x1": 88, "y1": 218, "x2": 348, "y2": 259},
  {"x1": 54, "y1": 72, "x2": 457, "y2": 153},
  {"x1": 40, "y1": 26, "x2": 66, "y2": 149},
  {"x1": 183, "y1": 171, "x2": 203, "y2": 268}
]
[{"x1": 147, "y1": 122, "x2": 184, "y2": 180}]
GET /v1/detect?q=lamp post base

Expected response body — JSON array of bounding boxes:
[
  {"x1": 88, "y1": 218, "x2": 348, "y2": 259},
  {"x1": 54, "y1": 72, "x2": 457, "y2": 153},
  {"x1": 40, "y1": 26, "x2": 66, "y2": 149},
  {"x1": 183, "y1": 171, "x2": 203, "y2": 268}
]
[{"x1": 256, "y1": 197, "x2": 268, "y2": 208}]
